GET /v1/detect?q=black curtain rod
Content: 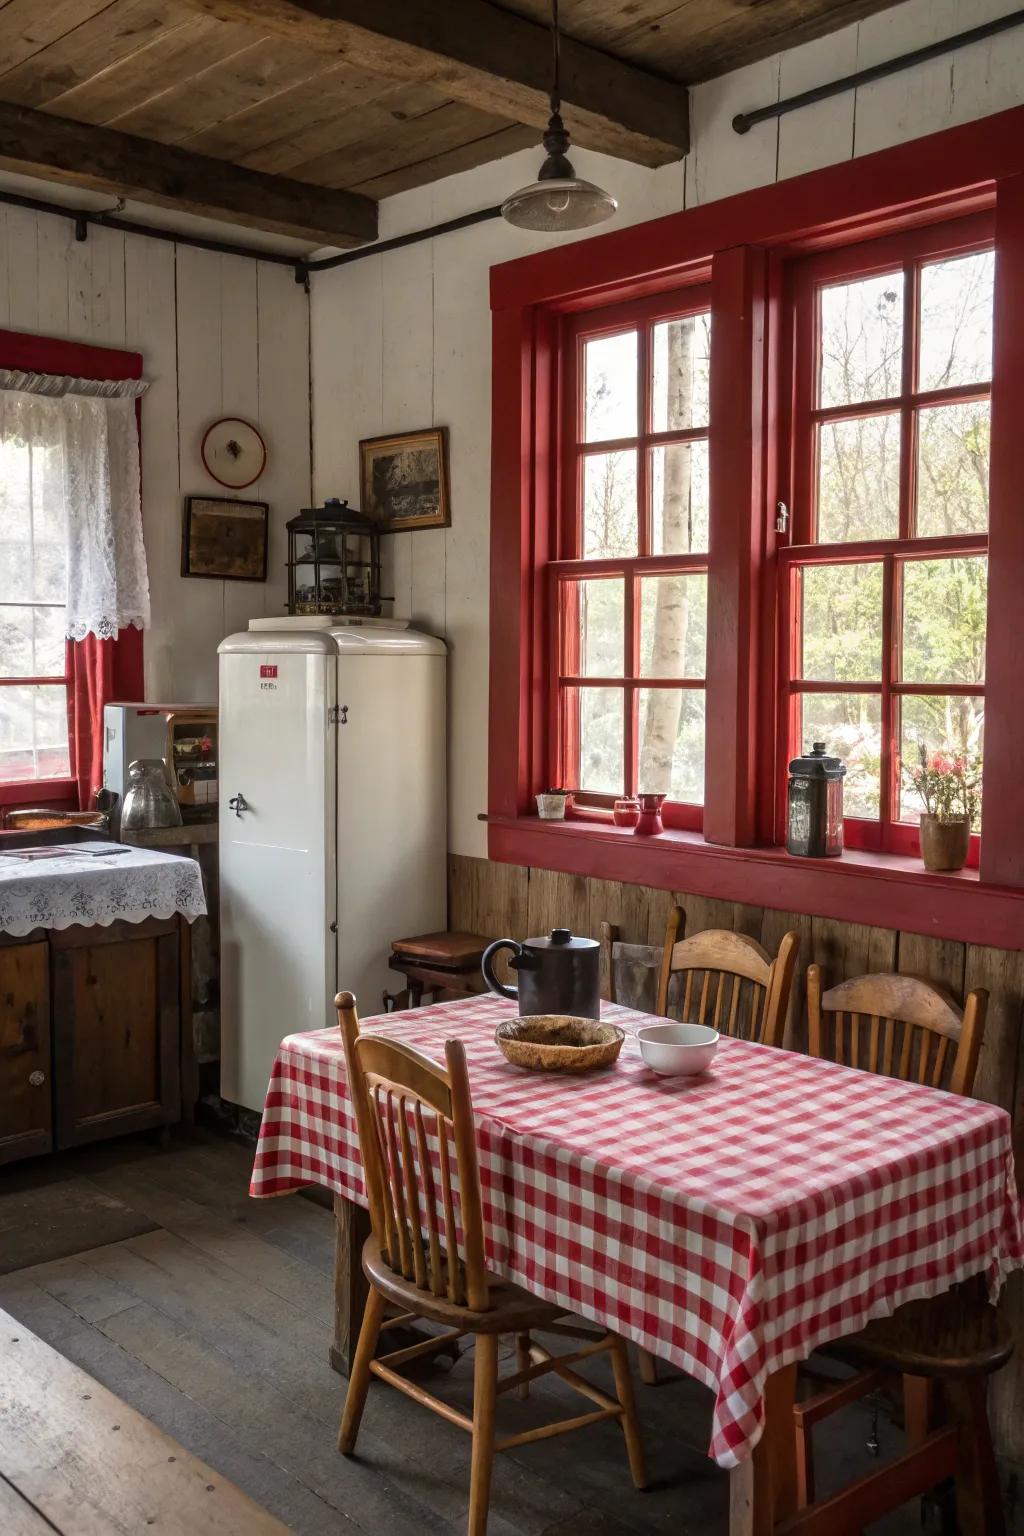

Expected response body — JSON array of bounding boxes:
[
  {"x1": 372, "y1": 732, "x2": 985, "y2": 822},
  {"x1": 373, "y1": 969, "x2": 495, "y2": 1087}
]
[
  {"x1": 733, "y1": 7, "x2": 1024, "y2": 133},
  {"x1": 0, "y1": 184, "x2": 504, "y2": 285}
]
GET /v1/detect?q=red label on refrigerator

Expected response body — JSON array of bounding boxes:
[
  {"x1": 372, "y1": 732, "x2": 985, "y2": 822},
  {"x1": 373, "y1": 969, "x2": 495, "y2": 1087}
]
[{"x1": 259, "y1": 664, "x2": 278, "y2": 678}]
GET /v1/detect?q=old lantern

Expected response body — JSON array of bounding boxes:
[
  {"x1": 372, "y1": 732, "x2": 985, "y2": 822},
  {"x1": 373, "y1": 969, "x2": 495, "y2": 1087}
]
[
  {"x1": 285, "y1": 497, "x2": 385, "y2": 618},
  {"x1": 787, "y1": 742, "x2": 846, "y2": 858}
]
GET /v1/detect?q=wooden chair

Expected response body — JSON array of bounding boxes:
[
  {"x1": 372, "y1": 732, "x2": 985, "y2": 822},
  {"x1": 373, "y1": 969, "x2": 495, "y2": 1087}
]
[
  {"x1": 655, "y1": 905, "x2": 799, "y2": 1049},
  {"x1": 611, "y1": 909, "x2": 798, "y2": 1386},
  {"x1": 335, "y1": 991, "x2": 646, "y2": 1536},
  {"x1": 598, "y1": 919, "x2": 665, "y2": 1014},
  {"x1": 793, "y1": 968, "x2": 1012, "y2": 1533}
]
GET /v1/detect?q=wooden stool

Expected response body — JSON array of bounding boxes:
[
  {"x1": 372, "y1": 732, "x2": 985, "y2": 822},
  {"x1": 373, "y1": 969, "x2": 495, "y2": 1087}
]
[{"x1": 386, "y1": 930, "x2": 489, "y2": 1009}]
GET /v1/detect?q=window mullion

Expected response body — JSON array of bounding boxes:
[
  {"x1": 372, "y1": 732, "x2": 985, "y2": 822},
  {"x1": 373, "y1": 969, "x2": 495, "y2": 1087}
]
[
  {"x1": 625, "y1": 575, "x2": 638, "y2": 796},
  {"x1": 881, "y1": 553, "x2": 898, "y2": 842},
  {"x1": 637, "y1": 321, "x2": 651, "y2": 558},
  {"x1": 899, "y1": 259, "x2": 918, "y2": 541}
]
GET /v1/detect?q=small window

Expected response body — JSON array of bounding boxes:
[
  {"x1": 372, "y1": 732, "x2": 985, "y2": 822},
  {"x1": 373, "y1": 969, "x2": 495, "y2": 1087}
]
[
  {"x1": 554, "y1": 293, "x2": 711, "y2": 824},
  {"x1": 0, "y1": 433, "x2": 71, "y2": 785},
  {"x1": 782, "y1": 226, "x2": 991, "y2": 855}
]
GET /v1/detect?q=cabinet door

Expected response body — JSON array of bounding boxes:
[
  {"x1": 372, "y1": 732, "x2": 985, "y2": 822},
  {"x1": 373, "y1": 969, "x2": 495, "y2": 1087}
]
[
  {"x1": 0, "y1": 935, "x2": 52, "y2": 1165},
  {"x1": 52, "y1": 917, "x2": 180, "y2": 1149}
]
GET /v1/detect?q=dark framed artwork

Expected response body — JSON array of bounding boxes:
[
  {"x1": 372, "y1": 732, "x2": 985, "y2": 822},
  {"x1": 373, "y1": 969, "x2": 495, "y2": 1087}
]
[
  {"x1": 181, "y1": 495, "x2": 269, "y2": 581},
  {"x1": 360, "y1": 427, "x2": 450, "y2": 532}
]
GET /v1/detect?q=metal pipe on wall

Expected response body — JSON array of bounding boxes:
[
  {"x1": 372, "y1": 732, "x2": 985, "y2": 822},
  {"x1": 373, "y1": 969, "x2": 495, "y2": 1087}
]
[{"x1": 733, "y1": 8, "x2": 1024, "y2": 134}]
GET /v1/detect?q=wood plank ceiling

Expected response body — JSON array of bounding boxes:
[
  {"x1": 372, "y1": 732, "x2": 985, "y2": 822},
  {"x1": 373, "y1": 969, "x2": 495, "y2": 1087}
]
[{"x1": 0, "y1": 0, "x2": 907, "y2": 247}]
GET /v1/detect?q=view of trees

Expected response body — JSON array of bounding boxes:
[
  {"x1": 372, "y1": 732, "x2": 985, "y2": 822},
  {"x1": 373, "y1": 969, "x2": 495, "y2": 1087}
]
[
  {"x1": 573, "y1": 313, "x2": 710, "y2": 800},
  {"x1": 0, "y1": 433, "x2": 70, "y2": 782},
  {"x1": 798, "y1": 250, "x2": 991, "y2": 825}
]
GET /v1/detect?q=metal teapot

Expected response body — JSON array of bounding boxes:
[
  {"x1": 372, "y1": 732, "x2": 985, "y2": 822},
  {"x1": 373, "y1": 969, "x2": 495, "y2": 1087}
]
[{"x1": 481, "y1": 928, "x2": 601, "y2": 1020}]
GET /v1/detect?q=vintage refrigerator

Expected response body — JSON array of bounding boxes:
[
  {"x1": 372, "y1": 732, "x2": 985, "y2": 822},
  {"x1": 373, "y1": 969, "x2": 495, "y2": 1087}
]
[{"x1": 217, "y1": 618, "x2": 447, "y2": 1111}]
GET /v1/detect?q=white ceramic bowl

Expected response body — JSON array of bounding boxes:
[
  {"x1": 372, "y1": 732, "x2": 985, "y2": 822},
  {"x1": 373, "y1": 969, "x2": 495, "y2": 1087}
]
[{"x1": 636, "y1": 1021, "x2": 719, "y2": 1076}]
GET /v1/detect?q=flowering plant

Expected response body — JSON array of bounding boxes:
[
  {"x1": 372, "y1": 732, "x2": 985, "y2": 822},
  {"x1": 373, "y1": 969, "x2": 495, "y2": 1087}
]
[{"x1": 903, "y1": 744, "x2": 980, "y2": 825}]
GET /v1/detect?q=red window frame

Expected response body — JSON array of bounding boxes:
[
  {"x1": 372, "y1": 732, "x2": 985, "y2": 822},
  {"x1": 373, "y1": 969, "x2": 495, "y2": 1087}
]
[
  {"x1": 487, "y1": 104, "x2": 1024, "y2": 946},
  {"x1": 777, "y1": 214, "x2": 993, "y2": 865},
  {"x1": 0, "y1": 328, "x2": 143, "y2": 810},
  {"x1": 552, "y1": 287, "x2": 711, "y2": 829}
]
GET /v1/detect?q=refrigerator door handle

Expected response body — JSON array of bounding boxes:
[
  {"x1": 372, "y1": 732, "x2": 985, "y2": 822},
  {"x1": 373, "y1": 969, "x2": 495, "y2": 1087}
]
[{"x1": 228, "y1": 792, "x2": 251, "y2": 818}]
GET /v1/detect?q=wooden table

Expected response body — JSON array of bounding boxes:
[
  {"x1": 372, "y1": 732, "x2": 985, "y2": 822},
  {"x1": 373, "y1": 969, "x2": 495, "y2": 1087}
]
[
  {"x1": 251, "y1": 996, "x2": 1022, "y2": 1535},
  {"x1": 0, "y1": 1307, "x2": 289, "y2": 1535}
]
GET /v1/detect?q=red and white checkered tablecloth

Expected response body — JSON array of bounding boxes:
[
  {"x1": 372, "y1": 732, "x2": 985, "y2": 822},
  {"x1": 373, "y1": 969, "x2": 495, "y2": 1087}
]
[{"x1": 250, "y1": 995, "x2": 1023, "y2": 1468}]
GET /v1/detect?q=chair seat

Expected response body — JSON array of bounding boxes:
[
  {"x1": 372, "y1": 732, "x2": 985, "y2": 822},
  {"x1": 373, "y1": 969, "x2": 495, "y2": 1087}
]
[
  {"x1": 363, "y1": 1236, "x2": 568, "y2": 1335},
  {"x1": 839, "y1": 1284, "x2": 1013, "y2": 1379}
]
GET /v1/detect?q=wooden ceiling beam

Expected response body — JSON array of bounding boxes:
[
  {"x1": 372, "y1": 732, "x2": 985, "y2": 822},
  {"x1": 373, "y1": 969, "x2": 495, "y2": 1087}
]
[
  {"x1": 176, "y1": 0, "x2": 689, "y2": 167},
  {"x1": 0, "y1": 100, "x2": 378, "y2": 245}
]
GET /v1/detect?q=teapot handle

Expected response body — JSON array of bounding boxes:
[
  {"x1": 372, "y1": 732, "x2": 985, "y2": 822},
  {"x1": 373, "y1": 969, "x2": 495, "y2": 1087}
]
[{"x1": 481, "y1": 939, "x2": 521, "y2": 1001}]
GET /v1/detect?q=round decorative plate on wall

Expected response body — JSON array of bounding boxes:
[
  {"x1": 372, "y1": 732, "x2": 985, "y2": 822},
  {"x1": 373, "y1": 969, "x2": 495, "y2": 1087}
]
[{"x1": 201, "y1": 416, "x2": 267, "y2": 489}]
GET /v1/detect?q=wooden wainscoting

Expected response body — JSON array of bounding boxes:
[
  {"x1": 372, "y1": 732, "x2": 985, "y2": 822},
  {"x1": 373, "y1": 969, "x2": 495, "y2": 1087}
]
[{"x1": 448, "y1": 852, "x2": 1024, "y2": 1469}]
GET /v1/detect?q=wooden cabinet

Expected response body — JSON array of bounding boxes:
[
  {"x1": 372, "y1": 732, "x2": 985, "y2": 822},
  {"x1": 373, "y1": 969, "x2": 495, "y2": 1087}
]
[
  {"x1": 0, "y1": 917, "x2": 189, "y2": 1164},
  {"x1": 0, "y1": 933, "x2": 52, "y2": 1165}
]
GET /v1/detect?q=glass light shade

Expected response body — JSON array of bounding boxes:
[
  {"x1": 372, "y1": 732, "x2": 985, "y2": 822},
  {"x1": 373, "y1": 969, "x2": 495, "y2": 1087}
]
[{"x1": 501, "y1": 176, "x2": 617, "y2": 232}]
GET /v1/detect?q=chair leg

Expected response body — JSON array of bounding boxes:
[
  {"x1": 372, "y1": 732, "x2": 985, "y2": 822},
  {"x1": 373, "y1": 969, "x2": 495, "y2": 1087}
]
[
  {"x1": 608, "y1": 1334, "x2": 647, "y2": 1490},
  {"x1": 904, "y1": 1374, "x2": 939, "y2": 1445},
  {"x1": 515, "y1": 1333, "x2": 531, "y2": 1400},
  {"x1": 946, "y1": 1377, "x2": 1005, "y2": 1536},
  {"x1": 794, "y1": 1413, "x2": 814, "y2": 1509},
  {"x1": 338, "y1": 1284, "x2": 386, "y2": 1454},
  {"x1": 637, "y1": 1347, "x2": 658, "y2": 1386},
  {"x1": 468, "y1": 1335, "x2": 499, "y2": 1536}
]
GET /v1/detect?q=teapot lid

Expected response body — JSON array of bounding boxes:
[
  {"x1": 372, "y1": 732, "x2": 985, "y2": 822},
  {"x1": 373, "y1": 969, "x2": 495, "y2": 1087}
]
[{"x1": 525, "y1": 927, "x2": 599, "y2": 952}]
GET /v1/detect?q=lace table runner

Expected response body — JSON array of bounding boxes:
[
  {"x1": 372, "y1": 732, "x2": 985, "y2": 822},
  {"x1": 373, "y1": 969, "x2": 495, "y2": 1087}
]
[{"x1": 0, "y1": 841, "x2": 207, "y2": 937}]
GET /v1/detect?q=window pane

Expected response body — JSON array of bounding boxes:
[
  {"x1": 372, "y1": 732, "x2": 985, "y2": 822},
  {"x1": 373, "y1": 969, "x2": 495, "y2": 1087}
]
[
  {"x1": 919, "y1": 250, "x2": 994, "y2": 392},
  {"x1": 583, "y1": 330, "x2": 637, "y2": 442},
  {"x1": 915, "y1": 399, "x2": 989, "y2": 536},
  {"x1": 817, "y1": 413, "x2": 900, "y2": 541},
  {"x1": 0, "y1": 605, "x2": 67, "y2": 679},
  {"x1": 564, "y1": 578, "x2": 623, "y2": 677},
  {"x1": 899, "y1": 694, "x2": 983, "y2": 828},
  {"x1": 652, "y1": 312, "x2": 710, "y2": 431},
  {"x1": 638, "y1": 688, "x2": 705, "y2": 803},
  {"x1": 819, "y1": 272, "x2": 903, "y2": 407},
  {"x1": 799, "y1": 692, "x2": 882, "y2": 819},
  {"x1": 800, "y1": 563, "x2": 883, "y2": 682},
  {"x1": 0, "y1": 439, "x2": 66, "y2": 604},
  {"x1": 0, "y1": 683, "x2": 70, "y2": 782},
  {"x1": 639, "y1": 573, "x2": 706, "y2": 679},
  {"x1": 582, "y1": 449, "x2": 637, "y2": 558},
  {"x1": 901, "y1": 556, "x2": 987, "y2": 685},
  {"x1": 651, "y1": 441, "x2": 708, "y2": 554},
  {"x1": 565, "y1": 686, "x2": 623, "y2": 794}
]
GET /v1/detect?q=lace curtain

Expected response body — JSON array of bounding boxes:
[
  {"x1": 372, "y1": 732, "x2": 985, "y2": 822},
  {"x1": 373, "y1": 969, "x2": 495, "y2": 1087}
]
[{"x1": 0, "y1": 369, "x2": 150, "y2": 641}]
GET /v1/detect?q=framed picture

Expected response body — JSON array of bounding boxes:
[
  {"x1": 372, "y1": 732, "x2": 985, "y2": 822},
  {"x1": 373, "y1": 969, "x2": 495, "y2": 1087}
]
[
  {"x1": 181, "y1": 495, "x2": 269, "y2": 581},
  {"x1": 360, "y1": 427, "x2": 450, "y2": 532}
]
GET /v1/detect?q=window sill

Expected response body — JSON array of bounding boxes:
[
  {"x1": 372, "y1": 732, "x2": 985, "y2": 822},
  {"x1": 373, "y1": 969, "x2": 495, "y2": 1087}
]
[
  {"x1": 0, "y1": 778, "x2": 77, "y2": 810},
  {"x1": 484, "y1": 813, "x2": 1023, "y2": 951}
]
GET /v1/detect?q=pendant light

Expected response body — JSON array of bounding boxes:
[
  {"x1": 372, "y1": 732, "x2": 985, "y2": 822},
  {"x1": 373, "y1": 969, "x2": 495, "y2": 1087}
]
[{"x1": 501, "y1": 0, "x2": 617, "y2": 233}]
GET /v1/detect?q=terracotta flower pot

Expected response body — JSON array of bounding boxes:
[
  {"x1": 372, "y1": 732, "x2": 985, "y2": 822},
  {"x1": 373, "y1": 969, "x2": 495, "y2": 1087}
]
[{"x1": 919, "y1": 813, "x2": 971, "y2": 872}]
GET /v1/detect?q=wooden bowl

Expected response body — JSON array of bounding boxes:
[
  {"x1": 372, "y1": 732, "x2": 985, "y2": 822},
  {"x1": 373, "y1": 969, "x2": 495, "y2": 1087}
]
[{"x1": 494, "y1": 1015, "x2": 625, "y2": 1073}]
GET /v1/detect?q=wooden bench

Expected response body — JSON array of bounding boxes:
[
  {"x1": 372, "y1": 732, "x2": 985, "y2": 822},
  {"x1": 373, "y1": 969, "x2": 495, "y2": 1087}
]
[{"x1": 0, "y1": 1306, "x2": 289, "y2": 1535}]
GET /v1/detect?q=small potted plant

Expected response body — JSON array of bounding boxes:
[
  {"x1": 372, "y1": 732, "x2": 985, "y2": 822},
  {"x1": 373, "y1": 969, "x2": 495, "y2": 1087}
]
[
  {"x1": 903, "y1": 745, "x2": 980, "y2": 872},
  {"x1": 536, "y1": 786, "x2": 571, "y2": 820}
]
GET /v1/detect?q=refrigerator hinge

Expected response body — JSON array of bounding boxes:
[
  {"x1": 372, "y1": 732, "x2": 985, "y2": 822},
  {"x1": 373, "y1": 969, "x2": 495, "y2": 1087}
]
[{"x1": 329, "y1": 704, "x2": 349, "y2": 726}]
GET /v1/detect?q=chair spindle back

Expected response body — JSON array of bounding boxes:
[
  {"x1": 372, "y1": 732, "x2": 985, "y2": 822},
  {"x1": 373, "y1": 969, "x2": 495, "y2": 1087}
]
[
  {"x1": 806, "y1": 969, "x2": 987, "y2": 1097},
  {"x1": 336, "y1": 991, "x2": 489, "y2": 1311},
  {"x1": 656, "y1": 906, "x2": 798, "y2": 1048}
]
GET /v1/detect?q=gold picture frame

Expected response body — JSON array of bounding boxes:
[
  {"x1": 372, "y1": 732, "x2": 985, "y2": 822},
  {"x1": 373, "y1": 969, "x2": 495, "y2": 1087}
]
[{"x1": 360, "y1": 427, "x2": 450, "y2": 532}]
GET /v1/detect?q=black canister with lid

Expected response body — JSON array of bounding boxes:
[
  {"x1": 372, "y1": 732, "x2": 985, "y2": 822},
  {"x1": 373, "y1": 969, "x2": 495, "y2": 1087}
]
[{"x1": 787, "y1": 742, "x2": 846, "y2": 858}]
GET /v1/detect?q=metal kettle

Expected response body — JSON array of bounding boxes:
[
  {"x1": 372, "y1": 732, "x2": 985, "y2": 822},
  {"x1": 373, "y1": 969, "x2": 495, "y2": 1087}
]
[{"x1": 481, "y1": 928, "x2": 601, "y2": 1020}]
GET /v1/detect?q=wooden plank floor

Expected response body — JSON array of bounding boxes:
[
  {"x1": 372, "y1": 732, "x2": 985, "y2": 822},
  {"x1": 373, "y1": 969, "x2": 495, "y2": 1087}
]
[{"x1": 0, "y1": 1132, "x2": 959, "y2": 1534}]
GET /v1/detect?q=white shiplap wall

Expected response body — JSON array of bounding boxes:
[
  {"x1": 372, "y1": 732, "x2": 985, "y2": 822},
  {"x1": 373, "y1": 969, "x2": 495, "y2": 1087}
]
[
  {"x1": 310, "y1": 0, "x2": 1024, "y2": 859},
  {"x1": 0, "y1": 210, "x2": 311, "y2": 703}
]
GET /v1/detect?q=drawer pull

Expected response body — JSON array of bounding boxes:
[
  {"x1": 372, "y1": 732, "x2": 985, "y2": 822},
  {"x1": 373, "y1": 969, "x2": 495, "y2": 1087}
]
[{"x1": 29, "y1": 1070, "x2": 45, "y2": 1087}]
